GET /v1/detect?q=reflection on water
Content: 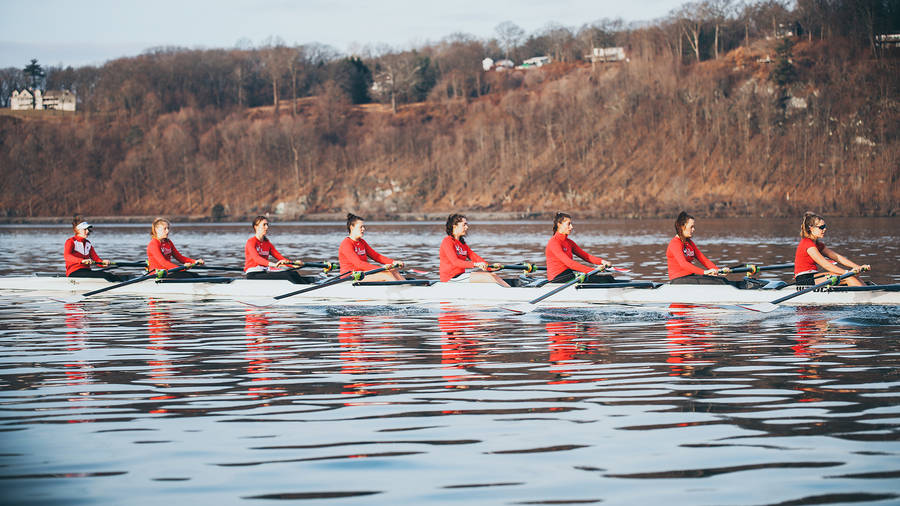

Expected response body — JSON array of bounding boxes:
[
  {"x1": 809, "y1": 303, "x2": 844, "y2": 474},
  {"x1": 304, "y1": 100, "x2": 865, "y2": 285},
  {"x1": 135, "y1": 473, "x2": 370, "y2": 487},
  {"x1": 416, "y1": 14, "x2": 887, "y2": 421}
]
[
  {"x1": 1, "y1": 219, "x2": 899, "y2": 504},
  {"x1": 1, "y1": 297, "x2": 898, "y2": 505}
]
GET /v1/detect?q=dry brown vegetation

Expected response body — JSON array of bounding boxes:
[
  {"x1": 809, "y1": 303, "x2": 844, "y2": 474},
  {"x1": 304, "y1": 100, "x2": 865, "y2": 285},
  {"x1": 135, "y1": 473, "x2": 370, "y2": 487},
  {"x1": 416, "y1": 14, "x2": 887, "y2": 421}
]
[{"x1": 1, "y1": 1, "x2": 898, "y2": 219}]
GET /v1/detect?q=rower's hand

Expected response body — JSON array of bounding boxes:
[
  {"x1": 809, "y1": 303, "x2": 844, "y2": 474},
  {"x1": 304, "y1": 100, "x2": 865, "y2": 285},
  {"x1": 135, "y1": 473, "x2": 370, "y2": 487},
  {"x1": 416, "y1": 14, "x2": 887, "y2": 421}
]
[
  {"x1": 291, "y1": 259, "x2": 304, "y2": 268},
  {"x1": 82, "y1": 259, "x2": 94, "y2": 265},
  {"x1": 597, "y1": 261, "x2": 611, "y2": 271},
  {"x1": 474, "y1": 262, "x2": 489, "y2": 270},
  {"x1": 703, "y1": 268, "x2": 718, "y2": 276},
  {"x1": 388, "y1": 261, "x2": 404, "y2": 270},
  {"x1": 852, "y1": 264, "x2": 871, "y2": 274},
  {"x1": 195, "y1": 259, "x2": 205, "y2": 266},
  {"x1": 273, "y1": 259, "x2": 287, "y2": 268},
  {"x1": 717, "y1": 267, "x2": 731, "y2": 275},
  {"x1": 100, "y1": 259, "x2": 111, "y2": 267}
]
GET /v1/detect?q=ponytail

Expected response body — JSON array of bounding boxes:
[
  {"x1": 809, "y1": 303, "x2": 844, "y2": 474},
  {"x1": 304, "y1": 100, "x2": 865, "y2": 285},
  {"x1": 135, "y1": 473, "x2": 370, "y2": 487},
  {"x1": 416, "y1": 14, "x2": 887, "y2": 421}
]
[
  {"x1": 675, "y1": 211, "x2": 694, "y2": 242},
  {"x1": 552, "y1": 212, "x2": 571, "y2": 233},
  {"x1": 346, "y1": 213, "x2": 363, "y2": 233}
]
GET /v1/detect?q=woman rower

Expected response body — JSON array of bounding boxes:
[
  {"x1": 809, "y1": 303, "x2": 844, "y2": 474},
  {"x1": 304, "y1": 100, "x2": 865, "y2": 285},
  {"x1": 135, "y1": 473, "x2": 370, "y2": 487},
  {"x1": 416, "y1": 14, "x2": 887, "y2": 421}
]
[
  {"x1": 245, "y1": 216, "x2": 309, "y2": 284},
  {"x1": 794, "y1": 212, "x2": 868, "y2": 286},
  {"x1": 666, "y1": 211, "x2": 728, "y2": 284},
  {"x1": 440, "y1": 213, "x2": 509, "y2": 287},
  {"x1": 545, "y1": 212, "x2": 614, "y2": 283},
  {"x1": 64, "y1": 215, "x2": 125, "y2": 282},
  {"x1": 338, "y1": 213, "x2": 403, "y2": 282},
  {"x1": 147, "y1": 218, "x2": 204, "y2": 278}
]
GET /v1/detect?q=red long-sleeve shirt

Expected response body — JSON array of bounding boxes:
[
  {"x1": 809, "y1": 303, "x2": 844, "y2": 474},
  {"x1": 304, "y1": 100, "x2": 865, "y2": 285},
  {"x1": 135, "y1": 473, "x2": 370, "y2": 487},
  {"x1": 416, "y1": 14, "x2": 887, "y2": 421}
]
[
  {"x1": 338, "y1": 237, "x2": 392, "y2": 273},
  {"x1": 244, "y1": 236, "x2": 287, "y2": 273},
  {"x1": 439, "y1": 236, "x2": 485, "y2": 282},
  {"x1": 147, "y1": 237, "x2": 195, "y2": 270},
  {"x1": 666, "y1": 236, "x2": 717, "y2": 280},
  {"x1": 64, "y1": 236, "x2": 104, "y2": 276},
  {"x1": 545, "y1": 233, "x2": 605, "y2": 280}
]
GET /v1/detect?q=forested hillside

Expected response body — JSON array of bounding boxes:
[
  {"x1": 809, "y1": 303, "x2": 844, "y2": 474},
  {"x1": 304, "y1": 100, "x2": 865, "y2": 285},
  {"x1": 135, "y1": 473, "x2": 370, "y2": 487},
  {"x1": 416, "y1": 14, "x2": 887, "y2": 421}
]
[{"x1": 1, "y1": 0, "x2": 897, "y2": 219}]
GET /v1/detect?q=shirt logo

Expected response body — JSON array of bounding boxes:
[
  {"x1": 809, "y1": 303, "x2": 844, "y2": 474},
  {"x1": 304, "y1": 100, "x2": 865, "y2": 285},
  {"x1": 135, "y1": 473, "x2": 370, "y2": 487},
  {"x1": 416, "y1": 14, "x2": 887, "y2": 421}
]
[
  {"x1": 455, "y1": 244, "x2": 466, "y2": 257},
  {"x1": 74, "y1": 240, "x2": 92, "y2": 256}
]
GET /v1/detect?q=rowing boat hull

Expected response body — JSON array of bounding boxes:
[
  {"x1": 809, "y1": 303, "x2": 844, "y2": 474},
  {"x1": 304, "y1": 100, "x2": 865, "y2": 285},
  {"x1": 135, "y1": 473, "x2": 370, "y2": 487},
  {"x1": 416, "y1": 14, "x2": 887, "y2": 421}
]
[{"x1": 1, "y1": 276, "x2": 898, "y2": 306}]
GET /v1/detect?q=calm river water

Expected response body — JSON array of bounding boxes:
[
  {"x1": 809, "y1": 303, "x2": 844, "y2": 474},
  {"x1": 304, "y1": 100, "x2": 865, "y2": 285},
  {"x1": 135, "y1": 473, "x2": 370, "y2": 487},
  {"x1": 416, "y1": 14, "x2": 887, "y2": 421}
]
[{"x1": 1, "y1": 218, "x2": 898, "y2": 505}]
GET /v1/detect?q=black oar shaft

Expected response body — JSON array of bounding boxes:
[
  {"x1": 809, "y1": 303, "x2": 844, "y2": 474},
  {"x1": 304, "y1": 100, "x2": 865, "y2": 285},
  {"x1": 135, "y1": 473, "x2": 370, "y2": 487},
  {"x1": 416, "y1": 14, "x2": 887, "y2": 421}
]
[
  {"x1": 83, "y1": 265, "x2": 190, "y2": 297},
  {"x1": 528, "y1": 268, "x2": 602, "y2": 305},
  {"x1": 274, "y1": 266, "x2": 388, "y2": 300},
  {"x1": 769, "y1": 270, "x2": 857, "y2": 305}
]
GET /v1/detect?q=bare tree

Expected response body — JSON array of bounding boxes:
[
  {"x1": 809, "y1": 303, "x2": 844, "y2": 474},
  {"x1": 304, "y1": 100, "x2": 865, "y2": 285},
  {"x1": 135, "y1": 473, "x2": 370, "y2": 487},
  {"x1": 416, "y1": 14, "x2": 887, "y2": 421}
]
[
  {"x1": 495, "y1": 21, "x2": 525, "y2": 60},
  {"x1": 372, "y1": 47, "x2": 423, "y2": 113},
  {"x1": 261, "y1": 37, "x2": 291, "y2": 113}
]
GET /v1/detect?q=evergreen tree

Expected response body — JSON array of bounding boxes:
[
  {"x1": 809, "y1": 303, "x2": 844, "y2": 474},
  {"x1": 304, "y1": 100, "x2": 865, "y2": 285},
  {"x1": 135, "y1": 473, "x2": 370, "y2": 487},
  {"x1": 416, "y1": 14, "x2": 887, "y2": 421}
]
[{"x1": 23, "y1": 59, "x2": 45, "y2": 109}]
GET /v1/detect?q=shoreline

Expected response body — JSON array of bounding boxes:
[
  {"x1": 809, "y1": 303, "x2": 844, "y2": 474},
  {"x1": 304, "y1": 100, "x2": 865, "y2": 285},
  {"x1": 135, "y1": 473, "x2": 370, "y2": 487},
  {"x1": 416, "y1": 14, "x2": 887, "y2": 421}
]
[{"x1": 1, "y1": 211, "x2": 897, "y2": 225}]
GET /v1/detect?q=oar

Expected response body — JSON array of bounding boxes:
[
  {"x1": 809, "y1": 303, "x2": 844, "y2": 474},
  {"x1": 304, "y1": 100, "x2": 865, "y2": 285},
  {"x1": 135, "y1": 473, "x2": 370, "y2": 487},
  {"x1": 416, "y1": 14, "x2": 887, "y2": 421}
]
[
  {"x1": 297, "y1": 261, "x2": 338, "y2": 273},
  {"x1": 717, "y1": 262, "x2": 794, "y2": 275},
  {"x1": 274, "y1": 265, "x2": 389, "y2": 300},
  {"x1": 741, "y1": 268, "x2": 865, "y2": 313},
  {"x1": 195, "y1": 265, "x2": 244, "y2": 272},
  {"x1": 502, "y1": 267, "x2": 605, "y2": 314},
  {"x1": 103, "y1": 261, "x2": 148, "y2": 268},
  {"x1": 491, "y1": 263, "x2": 631, "y2": 274},
  {"x1": 82, "y1": 264, "x2": 193, "y2": 297},
  {"x1": 490, "y1": 263, "x2": 543, "y2": 273}
]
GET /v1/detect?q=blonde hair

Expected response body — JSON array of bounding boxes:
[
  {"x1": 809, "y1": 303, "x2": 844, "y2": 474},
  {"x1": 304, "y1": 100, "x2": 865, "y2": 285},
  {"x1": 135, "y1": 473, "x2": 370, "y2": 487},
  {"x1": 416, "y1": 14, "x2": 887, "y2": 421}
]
[
  {"x1": 800, "y1": 211, "x2": 824, "y2": 240},
  {"x1": 151, "y1": 218, "x2": 170, "y2": 239}
]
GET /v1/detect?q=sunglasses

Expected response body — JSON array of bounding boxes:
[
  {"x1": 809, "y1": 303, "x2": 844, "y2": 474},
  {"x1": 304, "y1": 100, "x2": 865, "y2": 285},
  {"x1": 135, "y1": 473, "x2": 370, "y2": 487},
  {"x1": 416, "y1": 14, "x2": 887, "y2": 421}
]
[{"x1": 816, "y1": 224, "x2": 827, "y2": 230}]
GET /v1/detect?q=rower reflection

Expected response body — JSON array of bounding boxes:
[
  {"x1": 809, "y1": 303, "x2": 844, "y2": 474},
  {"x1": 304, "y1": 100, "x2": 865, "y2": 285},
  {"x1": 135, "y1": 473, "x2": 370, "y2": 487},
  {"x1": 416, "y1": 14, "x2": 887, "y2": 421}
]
[
  {"x1": 63, "y1": 303, "x2": 92, "y2": 386},
  {"x1": 338, "y1": 315, "x2": 400, "y2": 394},
  {"x1": 146, "y1": 299, "x2": 175, "y2": 383},
  {"x1": 544, "y1": 321, "x2": 609, "y2": 384},
  {"x1": 244, "y1": 309, "x2": 280, "y2": 400},
  {"x1": 438, "y1": 307, "x2": 484, "y2": 386},
  {"x1": 665, "y1": 304, "x2": 714, "y2": 377}
]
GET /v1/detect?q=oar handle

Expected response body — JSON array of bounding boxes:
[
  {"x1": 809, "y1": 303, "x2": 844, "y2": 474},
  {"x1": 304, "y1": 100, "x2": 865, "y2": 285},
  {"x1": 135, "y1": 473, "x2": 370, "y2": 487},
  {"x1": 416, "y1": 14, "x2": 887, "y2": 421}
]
[
  {"x1": 195, "y1": 265, "x2": 244, "y2": 272},
  {"x1": 491, "y1": 263, "x2": 544, "y2": 273},
  {"x1": 274, "y1": 266, "x2": 388, "y2": 300},
  {"x1": 725, "y1": 262, "x2": 794, "y2": 275},
  {"x1": 292, "y1": 261, "x2": 338, "y2": 273},
  {"x1": 106, "y1": 261, "x2": 149, "y2": 268}
]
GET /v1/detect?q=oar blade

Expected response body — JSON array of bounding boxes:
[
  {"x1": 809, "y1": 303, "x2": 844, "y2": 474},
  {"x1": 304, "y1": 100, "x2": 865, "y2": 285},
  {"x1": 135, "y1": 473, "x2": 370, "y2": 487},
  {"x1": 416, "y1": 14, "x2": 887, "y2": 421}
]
[
  {"x1": 498, "y1": 303, "x2": 537, "y2": 315},
  {"x1": 739, "y1": 302, "x2": 779, "y2": 313},
  {"x1": 236, "y1": 298, "x2": 278, "y2": 309}
]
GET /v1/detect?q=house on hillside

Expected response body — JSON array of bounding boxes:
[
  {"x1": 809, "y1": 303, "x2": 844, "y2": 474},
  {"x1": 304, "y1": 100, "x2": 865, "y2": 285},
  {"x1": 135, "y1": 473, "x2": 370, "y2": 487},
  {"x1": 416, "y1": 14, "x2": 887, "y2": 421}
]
[
  {"x1": 482, "y1": 58, "x2": 515, "y2": 71},
  {"x1": 517, "y1": 56, "x2": 550, "y2": 69},
  {"x1": 587, "y1": 47, "x2": 626, "y2": 63},
  {"x1": 10, "y1": 89, "x2": 76, "y2": 111}
]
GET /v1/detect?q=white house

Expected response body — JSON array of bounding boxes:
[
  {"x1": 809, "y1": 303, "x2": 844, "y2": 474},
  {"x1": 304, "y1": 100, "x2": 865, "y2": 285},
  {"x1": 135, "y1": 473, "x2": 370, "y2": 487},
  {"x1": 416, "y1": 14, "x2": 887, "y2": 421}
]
[
  {"x1": 588, "y1": 47, "x2": 626, "y2": 63},
  {"x1": 10, "y1": 89, "x2": 76, "y2": 111},
  {"x1": 518, "y1": 56, "x2": 550, "y2": 69}
]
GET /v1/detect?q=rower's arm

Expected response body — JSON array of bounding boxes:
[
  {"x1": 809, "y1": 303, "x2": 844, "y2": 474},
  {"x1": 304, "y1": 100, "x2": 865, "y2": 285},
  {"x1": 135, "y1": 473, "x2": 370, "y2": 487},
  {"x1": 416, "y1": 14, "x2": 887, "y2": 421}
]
[
  {"x1": 821, "y1": 246, "x2": 861, "y2": 271},
  {"x1": 808, "y1": 246, "x2": 846, "y2": 274}
]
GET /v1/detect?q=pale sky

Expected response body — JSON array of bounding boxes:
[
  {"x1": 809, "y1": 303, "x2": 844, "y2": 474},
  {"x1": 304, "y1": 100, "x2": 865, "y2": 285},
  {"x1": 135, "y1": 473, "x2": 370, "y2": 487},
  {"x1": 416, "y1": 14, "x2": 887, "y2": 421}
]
[{"x1": 0, "y1": 0, "x2": 688, "y2": 68}]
